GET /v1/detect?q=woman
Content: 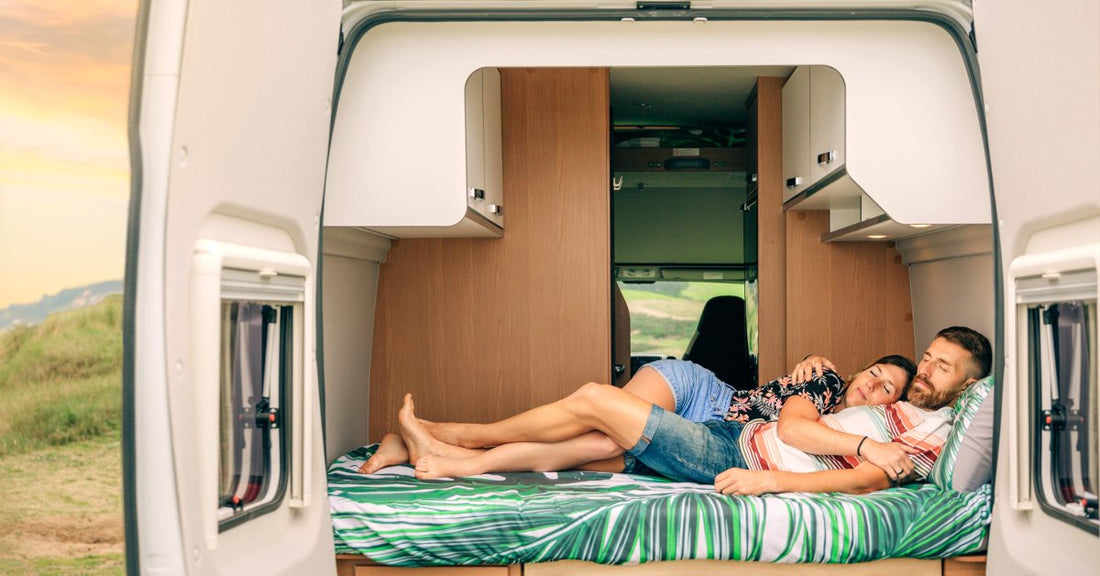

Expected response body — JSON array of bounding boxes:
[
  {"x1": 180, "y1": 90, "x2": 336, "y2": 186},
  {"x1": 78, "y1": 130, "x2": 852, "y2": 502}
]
[{"x1": 364, "y1": 355, "x2": 917, "y2": 480}]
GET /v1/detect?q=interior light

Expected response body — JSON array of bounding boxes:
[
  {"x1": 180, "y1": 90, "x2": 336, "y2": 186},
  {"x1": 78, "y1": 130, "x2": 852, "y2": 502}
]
[
  {"x1": 909, "y1": 224, "x2": 932, "y2": 228},
  {"x1": 867, "y1": 234, "x2": 888, "y2": 239}
]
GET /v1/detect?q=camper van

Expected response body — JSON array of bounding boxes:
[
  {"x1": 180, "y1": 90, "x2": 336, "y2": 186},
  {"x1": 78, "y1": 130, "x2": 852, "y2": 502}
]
[{"x1": 123, "y1": 1, "x2": 1098, "y2": 574}]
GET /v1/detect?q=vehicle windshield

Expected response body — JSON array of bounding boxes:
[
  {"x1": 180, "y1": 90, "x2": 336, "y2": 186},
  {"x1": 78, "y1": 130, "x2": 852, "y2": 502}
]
[{"x1": 618, "y1": 280, "x2": 751, "y2": 358}]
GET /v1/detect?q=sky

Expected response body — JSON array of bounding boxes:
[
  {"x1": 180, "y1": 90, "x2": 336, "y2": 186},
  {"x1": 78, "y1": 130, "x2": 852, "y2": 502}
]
[{"x1": 0, "y1": 1, "x2": 136, "y2": 308}]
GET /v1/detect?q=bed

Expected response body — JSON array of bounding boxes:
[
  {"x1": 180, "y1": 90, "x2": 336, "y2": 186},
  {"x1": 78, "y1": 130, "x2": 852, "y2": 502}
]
[
  {"x1": 329, "y1": 378, "x2": 996, "y2": 575},
  {"x1": 328, "y1": 445, "x2": 990, "y2": 575}
]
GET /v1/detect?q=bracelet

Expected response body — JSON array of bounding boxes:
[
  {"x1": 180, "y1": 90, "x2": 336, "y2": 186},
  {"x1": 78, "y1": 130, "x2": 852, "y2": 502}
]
[{"x1": 856, "y1": 436, "x2": 869, "y2": 456}]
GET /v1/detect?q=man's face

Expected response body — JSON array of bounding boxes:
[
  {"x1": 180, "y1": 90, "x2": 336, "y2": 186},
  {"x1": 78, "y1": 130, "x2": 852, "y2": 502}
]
[{"x1": 908, "y1": 337, "x2": 977, "y2": 409}]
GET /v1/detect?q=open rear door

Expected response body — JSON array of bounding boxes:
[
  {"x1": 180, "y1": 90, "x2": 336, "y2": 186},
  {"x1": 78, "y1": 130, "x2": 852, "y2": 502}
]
[
  {"x1": 976, "y1": 0, "x2": 1100, "y2": 574},
  {"x1": 125, "y1": 0, "x2": 341, "y2": 573}
]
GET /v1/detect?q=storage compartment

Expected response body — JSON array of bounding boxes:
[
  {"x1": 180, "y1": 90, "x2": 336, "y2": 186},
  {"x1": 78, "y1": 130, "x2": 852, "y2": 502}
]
[
  {"x1": 780, "y1": 64, "x2": 989, "y2": 241},
  {"x1": 325, "y1": 64, "x2": 503, "y2": 237}
]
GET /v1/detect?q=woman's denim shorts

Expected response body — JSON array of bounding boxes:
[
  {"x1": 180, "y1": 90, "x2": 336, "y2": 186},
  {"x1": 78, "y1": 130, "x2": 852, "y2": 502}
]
[
  {"x1": 625, "y1": 404, "x2": 748, "y2": 484},
  {"x1": 643, "y1": 359, "x2": 734, "y2": 422}
]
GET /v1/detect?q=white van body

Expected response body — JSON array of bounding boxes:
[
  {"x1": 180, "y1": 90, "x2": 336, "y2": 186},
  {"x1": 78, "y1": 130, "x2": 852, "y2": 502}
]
[{"x1": 124, "y1": 1, "x2": 1099, "y2": 574}]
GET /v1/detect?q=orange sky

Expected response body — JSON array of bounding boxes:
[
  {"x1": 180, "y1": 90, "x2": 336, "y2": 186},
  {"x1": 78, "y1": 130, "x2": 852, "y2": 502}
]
[{"x1": 0, "y1": 1, "x2": 136, "y2": 308}]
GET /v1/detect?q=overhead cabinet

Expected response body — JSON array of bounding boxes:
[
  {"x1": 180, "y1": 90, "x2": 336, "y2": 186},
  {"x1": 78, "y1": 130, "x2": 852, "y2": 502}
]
[
  {"x1": 781, "y1": 64, "x2": 988, "y2": 241},
  {"x1": 782, "y1": 66, "x2": 865, "y2": 209},
  {"x1": 324, "y1": 67, "x2": 504, "y2": 237}
]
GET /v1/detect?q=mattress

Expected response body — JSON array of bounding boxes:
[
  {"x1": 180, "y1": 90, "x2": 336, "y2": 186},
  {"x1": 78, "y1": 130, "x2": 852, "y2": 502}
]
[{"x1": 329, "y1": 444, "x2": 991, "y2": 567}]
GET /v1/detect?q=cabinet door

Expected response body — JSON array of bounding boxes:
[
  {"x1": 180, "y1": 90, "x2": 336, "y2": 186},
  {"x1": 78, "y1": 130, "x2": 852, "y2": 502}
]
[
  {"x1": 809, "y1": 66, "x2": 845, "y2": 182},
  {"x1": 465, "y1": 68, "x2": 504, "y2": 227},
  {"x1": 465, "y1": 69, "x2": 486, "y2": 201},
  {"x1": 781, "y1": 66, "x2": 810, "y2": 202},
  {"x1": 481, "y1": 68, "x2": 504, "y2": 225}
]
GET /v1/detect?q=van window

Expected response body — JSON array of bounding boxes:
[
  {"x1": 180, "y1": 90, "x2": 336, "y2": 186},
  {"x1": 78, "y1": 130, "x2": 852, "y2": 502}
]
[
  {"x1": 216, "y1": 300, "x2": 291, "y2": 527},
  {"x1": 1029, "y1": 300, "x2": 1099, "y2": 532},
  {"x1": 618, "y1": 280, "x2": 752, "y2": 371}
]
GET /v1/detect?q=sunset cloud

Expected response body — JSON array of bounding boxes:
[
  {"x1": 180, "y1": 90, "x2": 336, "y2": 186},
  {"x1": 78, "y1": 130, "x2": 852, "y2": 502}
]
[{"x1": 0, "y1": 1, "x2": 136, "y2": 307}]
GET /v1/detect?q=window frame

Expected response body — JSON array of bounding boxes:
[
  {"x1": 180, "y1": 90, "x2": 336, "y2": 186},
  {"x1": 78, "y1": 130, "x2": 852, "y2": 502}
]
[
  {"x1": 190, "y1": 239, "x2": 312, "y2": 546},
  {"x1": 215, "y1": 300, "x2": 294, "y2": 531},
  {"x1": 1027, "y1": 299, "x2": 1099, "y2": 534}
]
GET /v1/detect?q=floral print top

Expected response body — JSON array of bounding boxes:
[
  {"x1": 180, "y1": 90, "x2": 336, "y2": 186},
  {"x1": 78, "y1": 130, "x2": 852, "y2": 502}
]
[{"x1": 724, "y1": 368, "x2": 845, "y2": 423}]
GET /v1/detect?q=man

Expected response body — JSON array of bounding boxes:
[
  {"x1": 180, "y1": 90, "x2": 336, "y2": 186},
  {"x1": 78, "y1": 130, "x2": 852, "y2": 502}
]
[{"x1": 399, "y1": 326, "x2": 992, "y2": 496}]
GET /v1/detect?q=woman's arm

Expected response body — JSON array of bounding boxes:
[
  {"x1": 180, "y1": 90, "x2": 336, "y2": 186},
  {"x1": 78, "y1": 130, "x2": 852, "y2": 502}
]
[
  {"x1": 777, "y1": 396, "x2": 918, "y2": 480},
  {"x1": 714, "y1": 462, "x2": 892, "y2": 496}
]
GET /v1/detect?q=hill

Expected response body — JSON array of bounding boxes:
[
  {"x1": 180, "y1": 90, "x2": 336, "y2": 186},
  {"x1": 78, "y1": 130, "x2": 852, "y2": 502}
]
[
  {"x1": 0, "y1": 294, "x2": 123, "y2": 455},
  {"x1": 0, "y1": 280, "x2": 123, "y2": 331}
]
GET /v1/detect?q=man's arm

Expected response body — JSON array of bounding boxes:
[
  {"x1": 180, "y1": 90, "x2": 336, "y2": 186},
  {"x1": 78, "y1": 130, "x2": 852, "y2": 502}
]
[
  {"x1": 790, "y1": 355, "x2": 839, "y2": 384},
  {"x1": 777, "y1": 396, "x2": 918, "y2": 480},
  {"x1": 714, "y1": 462, "x2": 893, "y2": 496}
]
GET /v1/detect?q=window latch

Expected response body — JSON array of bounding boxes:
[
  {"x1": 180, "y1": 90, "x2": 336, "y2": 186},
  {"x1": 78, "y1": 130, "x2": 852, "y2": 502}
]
[{"x1": 255, "y1": 398, "x2": 281, "y2": 430}]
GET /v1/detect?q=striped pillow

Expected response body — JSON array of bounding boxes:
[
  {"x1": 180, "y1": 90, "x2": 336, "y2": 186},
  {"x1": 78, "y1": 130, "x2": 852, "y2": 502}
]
[{"x1": 928, "y1": 375, "x2": 995, "y2": 491}]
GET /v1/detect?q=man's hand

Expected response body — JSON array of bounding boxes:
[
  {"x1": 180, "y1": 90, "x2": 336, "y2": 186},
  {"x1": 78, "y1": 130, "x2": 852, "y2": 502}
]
[
  {"x1": 791, "y1": 355, "x2": 839, "y2": 384},
  {"x1": 715, "y1": 467, "x2": 778, "y2": 496},
  {"x1": 858, "y1": 439, "x2": 920, "y2": 482}
]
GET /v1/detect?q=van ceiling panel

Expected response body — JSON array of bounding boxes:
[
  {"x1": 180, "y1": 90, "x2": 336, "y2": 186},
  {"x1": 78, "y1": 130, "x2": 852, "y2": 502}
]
[
  {"x1": 327, "y1": 19, "x2": 988, "y2": 229},
  {"x1": 611, "y1": 66, "x2": 795, "y2": 127}
]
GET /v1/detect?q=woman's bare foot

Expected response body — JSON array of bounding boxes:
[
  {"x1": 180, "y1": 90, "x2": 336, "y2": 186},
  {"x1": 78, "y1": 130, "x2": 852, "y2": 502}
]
[
  {"x1": 397, "y1": 393, "x2": 482, "y2": 463},
  {"x1": 358, "y1": 433, "x2": 409, "y2": 474},
  {"x1": 420, "y1": 420, "x2": 482, "y2": 449},
  {"x1": 415, "y1": 454, "x2": 487, "y2": 480}
]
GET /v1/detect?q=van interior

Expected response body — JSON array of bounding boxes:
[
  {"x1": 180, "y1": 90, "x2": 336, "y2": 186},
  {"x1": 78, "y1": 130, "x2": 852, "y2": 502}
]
[
  {"x1": 320, "y1": 60, "x2": 993, "y2": 462},
  {"x1": 126, "y1": 3, "x2": 1100, "y2": 575}
]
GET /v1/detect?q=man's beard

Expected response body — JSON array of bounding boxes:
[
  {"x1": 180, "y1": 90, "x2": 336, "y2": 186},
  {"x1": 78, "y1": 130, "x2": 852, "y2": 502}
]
[{"x1": 908, "y1": 376, "x2": 960, "y2": 410}]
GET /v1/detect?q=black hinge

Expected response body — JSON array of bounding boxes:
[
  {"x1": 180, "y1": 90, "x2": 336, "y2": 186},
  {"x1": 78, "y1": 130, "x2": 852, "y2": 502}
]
[{"x1": 637, "y1": 2, "x2": 691, "y2": 10}]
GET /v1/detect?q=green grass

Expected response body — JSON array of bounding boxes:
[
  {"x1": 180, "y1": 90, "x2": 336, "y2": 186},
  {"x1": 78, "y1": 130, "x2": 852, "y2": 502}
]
[
  {"x1": 0, "y1": 554, "x2": 124, "y2": 576},
  {"x1": 0, "y1": 296, "x2": 122, "y2": 456},
  {"x1": 0, "y1": 297, "x2": 124, "y2": 573},
  {"x1": 619, "y1": 288, "x2": 681, "y2": 302}
]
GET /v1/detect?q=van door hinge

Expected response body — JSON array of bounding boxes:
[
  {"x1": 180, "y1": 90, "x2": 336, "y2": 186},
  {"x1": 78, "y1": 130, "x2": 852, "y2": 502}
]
[{"x1": 636, "y1": 2, "x2": 691, "y2": 10}]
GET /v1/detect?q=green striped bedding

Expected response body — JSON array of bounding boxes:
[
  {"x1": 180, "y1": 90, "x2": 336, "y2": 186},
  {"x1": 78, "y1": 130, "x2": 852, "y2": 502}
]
[{"x1": 329, "y1": 445, "x2": 991, "y2": 566}]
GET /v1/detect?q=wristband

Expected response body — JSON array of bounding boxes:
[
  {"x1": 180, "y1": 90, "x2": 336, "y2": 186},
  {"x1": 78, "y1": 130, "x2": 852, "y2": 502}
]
[{"x1": 856, "y1": 436, "x2": 869, "y2": 456}]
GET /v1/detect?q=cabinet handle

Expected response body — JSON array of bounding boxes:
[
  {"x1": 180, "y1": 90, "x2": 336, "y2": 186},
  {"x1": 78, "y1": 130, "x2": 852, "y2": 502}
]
[
  {"x1": 816, "y1": 150, "x2": 836, "y2": 166},
  {"x1": 489, "y1": 204, "x2": 503, "y2": 215},
  {"x1": 469, "y1": 188, "x2": 485, "y2": 200},
  {"x1": 785, "y1": 177, "x2": 802, "y2": 188}
]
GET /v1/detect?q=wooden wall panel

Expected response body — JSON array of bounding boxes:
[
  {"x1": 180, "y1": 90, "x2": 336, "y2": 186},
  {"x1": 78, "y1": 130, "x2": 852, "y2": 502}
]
[
  {"x1": 754, "y1": 77, "x2": 787, "y2": 380},
  {"x1": 784, "y1": 211, "x2": 915, "y2": 375},
  {"x1": 369, "y1": 68, "x2": 610, "y2": 440}
]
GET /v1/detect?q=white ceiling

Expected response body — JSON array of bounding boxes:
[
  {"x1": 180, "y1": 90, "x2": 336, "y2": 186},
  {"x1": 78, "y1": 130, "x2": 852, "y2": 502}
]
[{"x1": 610, "y1": 66, "x2": 795, "y2": 128}]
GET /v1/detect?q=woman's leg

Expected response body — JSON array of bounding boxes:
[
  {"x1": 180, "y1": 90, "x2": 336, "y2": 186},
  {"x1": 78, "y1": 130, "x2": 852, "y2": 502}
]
[
  {"x1": 415, "y1": 431, "x2": 623, "y2": 479},
  {"x1": 402, "y1": 385, "x2": 654, "y2": 457},
  {"x1": 425, "y1": 367, "x2": 676, "y2": 449}
]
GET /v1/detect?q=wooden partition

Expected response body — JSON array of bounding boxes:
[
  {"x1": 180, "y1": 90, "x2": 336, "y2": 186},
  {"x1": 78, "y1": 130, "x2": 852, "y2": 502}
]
[
  {"x1": 784, "y1": 211, "x2": 914, "y2": 373},
  {"x1": 368, "y1": 68, "x2": 611, "y2": 439},
  {"x1": 753, "y1": 77, "x2": 787, "y2": 380}
]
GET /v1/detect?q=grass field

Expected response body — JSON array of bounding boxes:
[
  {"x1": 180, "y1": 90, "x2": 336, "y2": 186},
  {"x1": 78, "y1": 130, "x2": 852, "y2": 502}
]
[{"x1": 0, "y1": 296, "x2": 124, "y2": 575}]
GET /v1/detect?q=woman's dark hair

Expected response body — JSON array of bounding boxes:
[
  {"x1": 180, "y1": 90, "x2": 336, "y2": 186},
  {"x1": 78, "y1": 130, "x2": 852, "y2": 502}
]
[{"x1": 865, "y1": 354, "x2": 918, "y2": 396}]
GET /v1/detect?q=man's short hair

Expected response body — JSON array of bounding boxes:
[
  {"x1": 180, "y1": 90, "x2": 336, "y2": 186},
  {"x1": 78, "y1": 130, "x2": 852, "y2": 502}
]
[{"x1": 935, "y1": 326, "x2": 992, "y2": 380}]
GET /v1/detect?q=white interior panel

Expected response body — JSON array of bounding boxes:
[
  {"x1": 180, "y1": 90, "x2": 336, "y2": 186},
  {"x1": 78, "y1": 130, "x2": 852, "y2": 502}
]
[
  {"x1": 325, "y1": 19, "x2": 989, "y2": 229},
  {"x1": 321, "y1": 228, "x2": 390, "y2": 464},
  {"x1": 150, "y1": 0, "x2": 341, "y2": 572},
  {"x1": 973, "y1": 0, "x2": 1100, "y2": 574},
  {"x1": 897, "y1": 226, "x2": 995, "y2": 355}
]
